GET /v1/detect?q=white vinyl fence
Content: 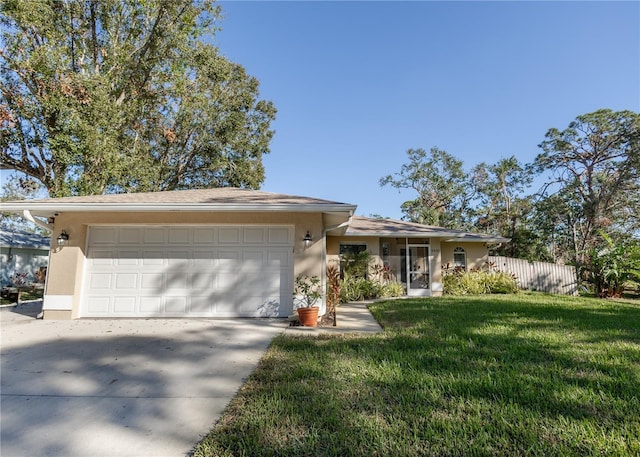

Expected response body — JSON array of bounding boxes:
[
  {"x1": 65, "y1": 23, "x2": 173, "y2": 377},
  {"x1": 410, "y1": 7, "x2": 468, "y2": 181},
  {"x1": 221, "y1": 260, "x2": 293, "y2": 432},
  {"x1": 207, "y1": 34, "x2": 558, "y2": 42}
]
[{"x1": 488, "y1": 256, "x2": 578, "y2": 296}]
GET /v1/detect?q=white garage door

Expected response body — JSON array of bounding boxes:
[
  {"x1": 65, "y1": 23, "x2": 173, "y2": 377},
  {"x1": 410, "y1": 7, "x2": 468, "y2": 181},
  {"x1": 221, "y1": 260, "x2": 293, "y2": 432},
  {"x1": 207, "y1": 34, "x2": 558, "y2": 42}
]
[{"x1": 81, "y1": 225, "x2": 294, "y2": 318}]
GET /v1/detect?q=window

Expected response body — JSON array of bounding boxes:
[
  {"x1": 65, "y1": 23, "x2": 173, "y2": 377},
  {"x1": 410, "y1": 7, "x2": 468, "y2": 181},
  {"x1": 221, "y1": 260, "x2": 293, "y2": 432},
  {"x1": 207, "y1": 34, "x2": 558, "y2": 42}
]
[
  {"x1": 339, "y1": 243, "x2": 368, "y2": 278},
  {"x1": 453, "y1": 247, "x2": 466, "y2": 270},
  {"x1": 339, "y1": 243, "x2": 367, "y2": 255},
  {"x1": 381, "y1": 242, "x2": 390, "y2": 266}
]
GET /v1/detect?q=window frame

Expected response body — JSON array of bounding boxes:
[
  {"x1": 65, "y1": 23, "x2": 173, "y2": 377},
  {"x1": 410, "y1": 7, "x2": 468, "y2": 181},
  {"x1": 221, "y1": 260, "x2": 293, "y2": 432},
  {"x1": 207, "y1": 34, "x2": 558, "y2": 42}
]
[{"x1": 453, "y1": 247, "x2": 467, "y2": 270}]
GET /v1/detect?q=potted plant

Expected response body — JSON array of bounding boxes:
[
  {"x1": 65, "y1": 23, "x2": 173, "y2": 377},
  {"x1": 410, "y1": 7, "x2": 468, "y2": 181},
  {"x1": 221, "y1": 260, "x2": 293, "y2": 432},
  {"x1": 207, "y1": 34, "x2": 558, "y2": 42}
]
[{"x1": 293, "y1": 274, "x2": 322, "y2": 326}]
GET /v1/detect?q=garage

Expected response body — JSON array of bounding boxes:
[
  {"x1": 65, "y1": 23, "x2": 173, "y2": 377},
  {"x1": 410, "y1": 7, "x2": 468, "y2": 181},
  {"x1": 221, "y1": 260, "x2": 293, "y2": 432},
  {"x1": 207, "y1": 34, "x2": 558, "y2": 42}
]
[{"x1": 82, "y1": 225, "x2": 294, "y2": 318}]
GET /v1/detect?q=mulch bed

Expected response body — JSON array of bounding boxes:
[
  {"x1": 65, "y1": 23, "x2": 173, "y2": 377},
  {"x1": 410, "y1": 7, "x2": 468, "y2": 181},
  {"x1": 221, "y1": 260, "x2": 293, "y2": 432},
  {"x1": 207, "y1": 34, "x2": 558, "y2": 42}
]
[{"x1": 289, "y1": 311, "x2": 337, "y2": 327}]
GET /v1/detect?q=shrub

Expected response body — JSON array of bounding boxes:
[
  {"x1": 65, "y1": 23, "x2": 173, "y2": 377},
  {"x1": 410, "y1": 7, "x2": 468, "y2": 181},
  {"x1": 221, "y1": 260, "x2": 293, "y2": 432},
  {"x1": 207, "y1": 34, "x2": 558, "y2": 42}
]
[
  {"x1": 379, "y1": 281, "x2": 405, "y2": 298},
  {"x1": 443, "y1": 268, "x2": 518, "y2": 296},
  {"x1": 484, "y1": 271, "x2": 520, "y2": 294},
  {"x1": 340, "y1": 276, "x2": 379, "y2": 302}
]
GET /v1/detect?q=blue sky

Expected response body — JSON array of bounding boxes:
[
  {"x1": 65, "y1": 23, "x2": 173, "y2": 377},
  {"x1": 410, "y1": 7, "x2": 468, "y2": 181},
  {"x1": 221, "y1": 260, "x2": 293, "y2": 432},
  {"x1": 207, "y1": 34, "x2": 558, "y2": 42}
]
[{"x1": 215, "y1": 0, "x2": 640, "y2": 220}]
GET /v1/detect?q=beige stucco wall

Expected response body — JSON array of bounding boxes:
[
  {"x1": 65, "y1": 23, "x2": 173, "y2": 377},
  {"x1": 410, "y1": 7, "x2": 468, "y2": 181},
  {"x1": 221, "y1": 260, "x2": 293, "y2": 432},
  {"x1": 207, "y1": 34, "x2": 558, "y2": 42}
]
[
  {"x1": 327, "y1": 235, "x2": 440, "y2": 289},
  {"x1": 326, "y1": 237, "x2": 491, "y2": 298},
  {"x1": 43, "y1": 210, "x2": 493, "y2": 319},
  {"x1": 440, "y1": 242, "x2": 489, "y2": 271},
  {"x1": 45, "y1": 211, "x2": 326, "y2": 319}
]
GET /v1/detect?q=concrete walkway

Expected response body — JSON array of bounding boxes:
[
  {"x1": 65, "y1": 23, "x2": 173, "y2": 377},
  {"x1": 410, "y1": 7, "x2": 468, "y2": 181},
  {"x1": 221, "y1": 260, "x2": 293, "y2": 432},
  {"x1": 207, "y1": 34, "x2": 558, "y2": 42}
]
[{"x1": 285, "y1": 301, "x2": 384, "y2": 335}]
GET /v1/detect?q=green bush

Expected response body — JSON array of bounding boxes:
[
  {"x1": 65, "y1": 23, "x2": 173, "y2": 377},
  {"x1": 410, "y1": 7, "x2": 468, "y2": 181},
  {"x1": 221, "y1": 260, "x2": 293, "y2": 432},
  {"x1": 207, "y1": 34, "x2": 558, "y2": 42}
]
[
  {"x1": 443, "y1": 269, "x2": 518, "y2": 295},
  {"x1": 340, "y1": 276, "x2": 379, "y2": 302},
  {"x1": 340, "y1": 277, "x2": 406, "y2": 302},
  {"x1": 485, "y1": 271, "x2": 520, "y2": 294},
  {"x1": 379, "y1": 281, "x2": 405, "y2": 298}
]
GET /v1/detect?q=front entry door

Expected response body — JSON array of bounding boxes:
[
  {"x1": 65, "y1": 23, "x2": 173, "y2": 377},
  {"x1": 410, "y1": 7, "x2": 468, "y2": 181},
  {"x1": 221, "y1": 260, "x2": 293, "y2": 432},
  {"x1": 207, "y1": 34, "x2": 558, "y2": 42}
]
[{"x1": 407, "y1": 244, "x2": 431, "y2": 296}]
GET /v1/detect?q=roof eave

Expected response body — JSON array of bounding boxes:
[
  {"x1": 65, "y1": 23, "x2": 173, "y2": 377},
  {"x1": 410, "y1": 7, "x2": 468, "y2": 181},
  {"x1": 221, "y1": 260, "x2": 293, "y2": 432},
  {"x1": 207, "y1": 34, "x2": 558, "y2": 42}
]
[
  {"x1": 1, "y1": 202, "x2": 357, "y2": 216},
  {"x1": 343, "y1": 231, "x2": 474, "y2": 238},
  {"x1": 444, "y1": 236, "x2": 511, "y2": 243}
]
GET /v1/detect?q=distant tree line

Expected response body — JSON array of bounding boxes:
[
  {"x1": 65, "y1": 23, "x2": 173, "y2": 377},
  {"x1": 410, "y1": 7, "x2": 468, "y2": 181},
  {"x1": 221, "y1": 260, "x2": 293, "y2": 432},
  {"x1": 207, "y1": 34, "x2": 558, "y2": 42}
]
[{"x1": 381, "y1": 109, "x2": 640, "y2": 297}]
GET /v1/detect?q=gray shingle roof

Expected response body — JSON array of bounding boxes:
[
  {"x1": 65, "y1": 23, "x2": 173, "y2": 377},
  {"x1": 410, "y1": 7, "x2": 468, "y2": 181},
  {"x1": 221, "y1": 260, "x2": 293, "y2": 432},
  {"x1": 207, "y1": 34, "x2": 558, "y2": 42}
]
[
  {"x1": 1, "y1": 188, "x2": 357, "y2": 216},
  {"x1": 0, "y1": 229, "x2": 50, "y2": 250},
  {"x1": 8, "y1": 188, "x2": 348, "y2": 205},
  {"x1": 342, "y1": 216, "x2": 509, "y2": 242}
]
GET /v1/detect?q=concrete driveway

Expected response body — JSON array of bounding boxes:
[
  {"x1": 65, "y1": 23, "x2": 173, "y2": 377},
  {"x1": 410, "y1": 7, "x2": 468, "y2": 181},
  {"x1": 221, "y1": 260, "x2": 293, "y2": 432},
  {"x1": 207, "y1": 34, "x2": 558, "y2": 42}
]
[{"x1": 1, "y1": 301, "x2": 286, "y2": 457}]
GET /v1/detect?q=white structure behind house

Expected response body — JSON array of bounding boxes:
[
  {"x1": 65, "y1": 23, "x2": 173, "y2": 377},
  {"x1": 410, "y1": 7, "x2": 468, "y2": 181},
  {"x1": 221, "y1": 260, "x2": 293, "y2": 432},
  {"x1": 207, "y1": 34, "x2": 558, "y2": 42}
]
[
  {"x1": 489, "y1": 256, "x2": 578, "y2": 295},
  {"x1": 0, "y1": 229, "x2": 50, "y2": 286}
]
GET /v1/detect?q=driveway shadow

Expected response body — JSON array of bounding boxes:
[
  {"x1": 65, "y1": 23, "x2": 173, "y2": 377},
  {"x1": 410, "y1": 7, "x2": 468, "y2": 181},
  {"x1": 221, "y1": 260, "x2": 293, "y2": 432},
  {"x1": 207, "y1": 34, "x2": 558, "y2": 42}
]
[
  {"x1": 0, "y1": 318, "x2": 285, "y2": 457},
  {"x1": 4, "y1": 299, "x2": 43, "y2": 319}
]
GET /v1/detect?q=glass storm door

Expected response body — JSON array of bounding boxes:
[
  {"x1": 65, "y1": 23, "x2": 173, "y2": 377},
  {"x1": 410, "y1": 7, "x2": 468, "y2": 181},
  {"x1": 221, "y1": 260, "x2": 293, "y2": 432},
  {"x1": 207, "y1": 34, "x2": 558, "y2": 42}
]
[{"x1": 407, "y1": 244, "x2": 431, "y2": 296}]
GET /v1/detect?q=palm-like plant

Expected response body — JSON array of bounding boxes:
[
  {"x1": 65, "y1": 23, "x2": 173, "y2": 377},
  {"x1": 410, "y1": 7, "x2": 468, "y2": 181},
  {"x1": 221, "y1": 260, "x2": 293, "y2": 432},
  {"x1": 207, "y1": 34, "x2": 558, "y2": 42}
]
[{"x1": 587, "y1": 232, "x2": 640, "y2": 297}]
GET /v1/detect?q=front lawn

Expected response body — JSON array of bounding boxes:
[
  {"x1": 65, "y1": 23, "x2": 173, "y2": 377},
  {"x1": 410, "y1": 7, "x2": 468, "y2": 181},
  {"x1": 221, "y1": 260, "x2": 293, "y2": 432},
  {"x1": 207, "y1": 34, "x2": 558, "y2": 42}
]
[{"x1": 193, "y1": 294, "x2": 640, "y2": 457}]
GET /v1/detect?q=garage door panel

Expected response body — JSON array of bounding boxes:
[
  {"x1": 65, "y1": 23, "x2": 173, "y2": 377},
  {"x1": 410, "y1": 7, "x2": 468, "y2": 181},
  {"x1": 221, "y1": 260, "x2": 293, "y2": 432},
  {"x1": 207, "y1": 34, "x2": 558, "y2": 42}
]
[
  {"x1": 191, "y1": 271, "x2": 214, "y2": 290},
  {"x1": 115, "y1": 273, "x2": 137, "y2": 289},
  {"x1": 167, "y1": 250, "x2": 190, "y2": 261},
  {"x1": 238, "y1": 296, "x2": 267, "y2": 316},
  {"x1": 140, "y1": 297, "x2": 162, "y2": 313},
  {"x1": 89, "y1": 273, "x2": 112, "y2": 289},
  {"x1": 142, "y1": 250, "x2": 164, "y2": 265},
  {"x1": 113, "y1": 297, "x2": 136, "y2": 313},
  {"x1": 141, "y1": 273, "x2": 163, "y2": 290},
  {"x1": 86, "y1": 297, "x2": 110, "y2": 314},
  {"x1": 268, "y1": 227, "x2": 292, "y2": 244},
  {"x1": 268, "y1": 249, "x2": 290, "y2": 267},
  {"x1": 193, "y1": 227, "x2": 216, "y2": 244},
  {"x1": 219, "y1": 228, "x2": 241, "y2": 244},
  {"x1": 258, "y1": 296, "x2": 283, "y2": 317},
  {"x1": 119, "y1": 228, "x2": 142, "y2": 244},
  {"x1": 143, "y1": 227, "x2": 165, "y2": 243},
  {"x1": 193, "y1": 251, "x2": 216, "y2": 264},
  {"x1": 189, "y1": 296, "x2": 213, "y2": 314},
  {"x1": 90, "y1": 227, "x2": 118, "y2": 244},
  {"x1": 243, "y1": 227, "x2": 265, "y2": 244},
  {"x1": 91, "y1": 250, "x2": 116, "y2": 265},
  {"x1": 215, "y1": 296, "x2": 238, "y2": 315},
  {"x1": 83, "y1": 225, "x2": 294, "y2": 318},
  {"x1": 169, "y1": 227, "x2": 191, "y2": 244},
  {"x1": 166, "y1": 272, "x2": 189, "y2": 289},
  {"x1": 165, "y1": 296, "x2": 188, "y2": 314},
  {"x1": 217, "y1": 272, "x2": 238, "y2": 290},
  {"x1": 243, "y1": 249, "x2": 266, "y2": 262},
  {"x1": 117, "y1": 250, "x2": 140, "y2": 266}
]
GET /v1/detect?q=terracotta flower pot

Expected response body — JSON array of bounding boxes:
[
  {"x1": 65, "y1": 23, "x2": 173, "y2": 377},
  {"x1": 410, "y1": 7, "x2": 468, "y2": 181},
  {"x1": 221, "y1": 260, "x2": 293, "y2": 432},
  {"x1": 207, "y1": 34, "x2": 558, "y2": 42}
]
[{"x1": 297, "y1": 307, "x2": 319, "y2": 327}]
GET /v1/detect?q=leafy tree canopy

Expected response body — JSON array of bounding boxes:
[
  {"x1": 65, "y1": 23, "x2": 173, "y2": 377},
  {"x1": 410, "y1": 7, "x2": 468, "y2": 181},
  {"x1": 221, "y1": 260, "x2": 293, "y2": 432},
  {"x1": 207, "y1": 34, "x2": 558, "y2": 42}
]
[
  {"x1": 380, "y1": 147, "x2": 473, "y2": 229},
  {"x1": 0, "y1": 0, "x2": 276, "y2": 197},
  {"x1": 380, "y1": 109, "x2": 639, "y2": 269},
  {"x1": 0, "y1": 173, "x2": 46, "y2": 233},
  {"x1": 535, "y1": 109, "x2": 640, "y2": 262}
]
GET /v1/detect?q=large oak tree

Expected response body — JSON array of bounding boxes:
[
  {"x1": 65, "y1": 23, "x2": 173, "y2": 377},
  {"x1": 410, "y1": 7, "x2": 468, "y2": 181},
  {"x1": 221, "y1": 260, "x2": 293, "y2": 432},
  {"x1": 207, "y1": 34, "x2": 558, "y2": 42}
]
[{"x1": 0, "y1": 0, "x2": 276, "y2": 197}]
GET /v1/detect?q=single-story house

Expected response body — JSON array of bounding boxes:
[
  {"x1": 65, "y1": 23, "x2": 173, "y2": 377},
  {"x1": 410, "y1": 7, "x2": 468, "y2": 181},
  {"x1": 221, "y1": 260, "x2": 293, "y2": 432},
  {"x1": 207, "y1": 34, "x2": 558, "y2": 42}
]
[
  {"x1": 0, "y1": 229, "x2": 50, "y2": 286},
  {"x1": 1, "y1": 188, "x2": 507, "y2": 319}
]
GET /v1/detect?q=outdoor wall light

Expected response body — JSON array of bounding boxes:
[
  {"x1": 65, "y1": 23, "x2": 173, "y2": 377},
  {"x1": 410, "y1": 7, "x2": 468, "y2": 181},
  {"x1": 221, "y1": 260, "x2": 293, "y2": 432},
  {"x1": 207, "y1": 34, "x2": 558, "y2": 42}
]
[
  {"x1": 57, "y1": 231, "x2": 69, "y2": 248},
  {"x1": 303, "y1": 231, "x2": 313, "y2": 247}
]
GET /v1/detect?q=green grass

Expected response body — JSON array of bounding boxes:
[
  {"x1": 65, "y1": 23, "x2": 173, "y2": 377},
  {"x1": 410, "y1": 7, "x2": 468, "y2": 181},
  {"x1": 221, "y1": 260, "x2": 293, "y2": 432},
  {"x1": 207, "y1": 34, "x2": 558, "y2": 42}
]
[
  {"x1": 0, "y1": 288, "x2": 44, "y2": 305},
  {"x1": 193, "y1": 293, "x2": 640, "y2": 457}
]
